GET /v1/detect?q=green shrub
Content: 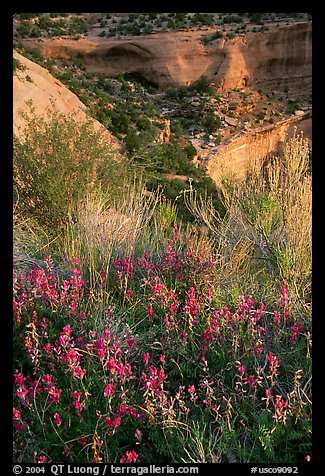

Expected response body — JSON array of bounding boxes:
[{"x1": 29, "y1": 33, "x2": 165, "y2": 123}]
[
  {"x1": 136, "y1": 117, "x2": 152, "y2": 131},
  {"x1": 18, "y1": 13, "x2": 40, "y2": 20},
  {"x1": 204, "y1": 111, "x2": 222, "y2": 132},
  {"x1": 13, "y1": 57, "x2": 25, "y2": 73},
  {"x1": 14, "y1": 104, "x2": 116, "y2": 234},
  {"x1": 189, "y1": 75, "x2": 214, "y2": 95}
]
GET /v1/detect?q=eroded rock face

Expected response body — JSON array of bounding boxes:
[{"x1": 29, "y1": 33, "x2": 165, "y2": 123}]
[
  {"x1": 244, "y1": 22, "x2": 312, "y2": 97},
  {"x1": 13, "y1": 50, "x2": 121, "y2": 152},
  {"x1": 21, "y1": 21, "x2": 311, "y2": 97},
  {"x1": 205, "y1": 112, "x2": 312, "y2": 186}
]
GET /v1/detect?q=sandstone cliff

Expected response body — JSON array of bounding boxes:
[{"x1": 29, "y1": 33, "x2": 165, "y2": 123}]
[
  {"x1": 21, "y1": 22, "x2": 311, "y2": 97},
  {"x1": 13, "y1": 50, "x2": 122, "y2": 153},
  {"x1": 205, "y1": 112, "x2": 312, "y2": 186}
]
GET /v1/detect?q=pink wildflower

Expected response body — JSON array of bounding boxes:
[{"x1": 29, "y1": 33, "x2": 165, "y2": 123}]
[
  {"x1": 290, "y1": 322, "x2": 303, "y2": 344},
  {"x1": 78, "y1": 436, "x2": 88, "y2": 447},
  {"x1": 105, "y1": 415, "x2": 121, "y2": 429},
  {"x1": 135, "y1": 428, "x2": 142, "y2": 441},
  {"x1": 127, "y1": 335, "x2": 135, "y2": 348},
  {"x1": 238, "y1": 365, "x2": 246, "y2": 375},
  {"x1": 13, "y1": 407, "x2": 21, "y2": 421},
  {"x1": 188, "y1": 385, "x2": 196, "y2": 394},
  {"x1": 142, "y1": 352, "x2": 150, "y2": 365},
  {"x1": 120, "y1": 449, "x2": 138, "y2": 463},
  {"x1": 48, "y1": 386, "x2": 62, "y2": 404},
  {"x1": 246, "y1": 375, "x2": 256, "y2": 388},
  {"x1": 14, "y1": 371, "x2": 27, "y2": 386},
  {"x1": 103, "y1": 383, "x2": 115, "y2": 397},
  {"x1": 146, "y1": 303, "x2": 154, "y2": 319},
  {"x1": 53, "y1": 413, "x2": 62, "y2": 426},
  {"x1": 43, "y1": 342, "x2": 52, "y2": 353},
  {"x1": 72, "y1": 365, "x2": 86, "y2": 379},
  {"x1": 254, "y1": 341, "x2": 263, "y2": 359}
]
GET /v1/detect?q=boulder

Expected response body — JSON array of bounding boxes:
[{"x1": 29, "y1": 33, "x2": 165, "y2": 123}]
[{"x1": 224, "y1": 116, "x2": 239, "y2": 127}]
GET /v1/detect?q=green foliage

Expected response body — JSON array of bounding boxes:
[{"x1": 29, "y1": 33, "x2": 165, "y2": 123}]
[
  {"x1": 249, "y1": 13, "x2": 264, "y2": 24},
  {"x1": 136, "y1": 116, "x2": 152, "y2": 131},
  {"x1": 165, "y1": 87, "x2": 179, "y2": 100},
  {"x1": 191, "y1": 13, "x2": 214, "y2": 26},
  {"x1": 222, "y1": 15, "x2": 244, "y2": 24},
  {"x1": 189, "y1": 75, "x2": 215, "y2": 95},
  {"x1": 287, "y1": 100, "x2": 299, "y2": 115},
  {"x1": 203, "y1": 111, "x2": 222, "y2": 132},
  {"x1": 13, "y1": 104, "x2": 117, "y2": 234},
  {"x1": 18, "y1": 13, "x2": 40, "y2": 20},
  {"x1": 201, "y1": 30, "x2": 224, "y2": 45},
  {"x1": 13, "y1": 57, "x2": 25, "y2": 73},
  {"x1": 37, "y1": 16, "x2": 55, "y2": 30}
]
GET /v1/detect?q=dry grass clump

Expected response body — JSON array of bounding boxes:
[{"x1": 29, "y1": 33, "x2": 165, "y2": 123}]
[
  {"x1": 63, "y1": 182, "x2": 163, "y2": 289},
  {"x1": 184, "y1": 132, "x2": 312, "y2": 311}
]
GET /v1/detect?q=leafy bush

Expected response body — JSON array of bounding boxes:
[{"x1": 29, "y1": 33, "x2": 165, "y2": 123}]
[
  {"x1": 189, "y1": 75, "x2": 215, "y2": 95},
  {"x1": 18, "y1": 13, "x2": 40, "y2": 20},
  {"x1": 13, "y1": 57, "x2": 25, "y2": 73},
  {"x1": 204, "y1": 111, "x2": 222, "y2": 132},
  {"x1": 222, "y1": 15, "x2": 243, "y2": 24},
  {"x1": 136, "y1": 117, "x2": 152, "y2": 131},
  {"x1": 13, "y1": 104, "x2": 116, "y2": 234}
]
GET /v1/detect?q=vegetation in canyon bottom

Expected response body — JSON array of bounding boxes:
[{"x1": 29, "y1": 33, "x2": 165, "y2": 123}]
[{"x1": 13, "y1": 107, "x2": 312, "y2": 464}]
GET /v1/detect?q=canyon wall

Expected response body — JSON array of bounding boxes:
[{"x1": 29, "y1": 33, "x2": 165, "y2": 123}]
[
  {"x1": 205, "y1": 112, "x2": 312, "y2": 186},
  {"x1": 13, "y1": 50, "x2": 122, "y2": 152},
  {"x1": 21, "y1": 22, "x2": 311, "y2": 97}
]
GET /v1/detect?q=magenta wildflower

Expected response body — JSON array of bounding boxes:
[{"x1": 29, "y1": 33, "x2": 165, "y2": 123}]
[
  {"x1": 146, "y1": 303, "x2": 154, "y2": 319},
  {"x1": 105, "y1": 415, "x2": 121, "y2": 429},
  {"x1": 142, "y1": 352, "x2": 150, "y2": 365},
  {"x1": 70, "y1": 391, "x2": 85, "y2": 414},
  {"x1": 238, "y1": 365, "x2": 246, "y2": 375},
  {"x1": 116, "y1": 403, "x2": 128, "y2": 416},
  {"x1": 120, "y1": 449, "x2": 138, "y2": 463},
  {"x1": 43, "y1": 342, "x2": 52, "y2": 353},
  {"x1": 188, "y1": 385, "x2": 196, "y2": 394},
  {"x1": 72, "y1": 365, "x2": 86, "y2": 379},
  {"x1": 246, "y1": 375, "x2": 256, "y2": 388},
  {"x1": 48, "y1": 386, "x2": 62, "y2": 404},
  {"x1": 13, "y1": 407, "x2": 21, "y2": 421},
  {"x1": 14, "y1": 371, "x2": 27, "y2": 386},
  {"x1": 53, "y1": 412, "x2": 62, "y2": 426},
  {"x1": 254, "y1": 341, "x2": 263, "y2": 359},
  {"x1": 290, "y1": 322, "x2": 303, "y2": 344},
  {"x1": 103, "y1": 383, "x2": 115, "y2": 397},
  {"x1": 17, "y1": 386, "x2": 29, "y2": 401},
  {"x1": 78, "y1": 436, "x2": 88, "y2": 447},
  {"x1": 127, "y1": 335, "x2": 135, "y2": 348}
]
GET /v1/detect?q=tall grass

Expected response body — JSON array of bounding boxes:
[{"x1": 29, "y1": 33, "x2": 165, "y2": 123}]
[
  {"x1": 184, "y1": 131, "x2": 312, "y2": 313},
  {"x1": 63, "y1": 183, "x2": 162, "y2": 290}
]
